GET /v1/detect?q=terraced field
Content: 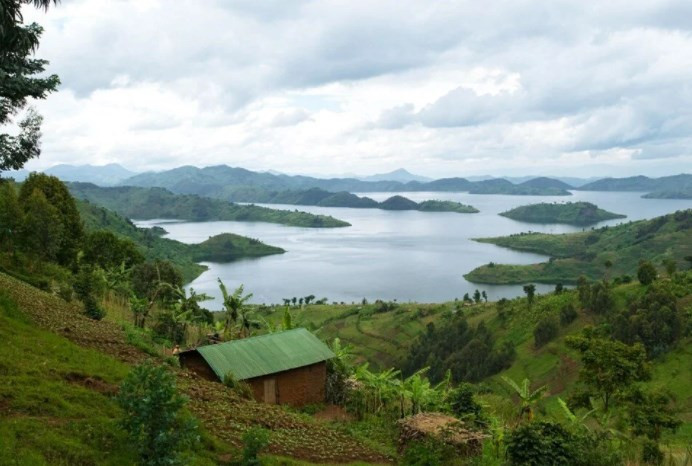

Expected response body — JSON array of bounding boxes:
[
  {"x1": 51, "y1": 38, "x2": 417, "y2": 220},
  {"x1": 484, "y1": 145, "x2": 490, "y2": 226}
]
[{"x1": 0, "y1": 272, "x2": 391, "y2": 464}]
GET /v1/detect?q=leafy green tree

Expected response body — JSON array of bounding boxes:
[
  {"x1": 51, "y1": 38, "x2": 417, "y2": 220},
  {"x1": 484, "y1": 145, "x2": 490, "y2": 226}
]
[
  {"x1": 505, "y1": 421, "x2": 574, "y2": 466},
  {"x1": 481, "y1": 290, "x2": 488, "y2": 302},
  {"x1": 20, "y1": 188, "x2": 62, "y2": 261},
  {"x1": 463, "y1": 293, "x2": 471, "y2": 303},
  {"x1": 637, "y1": 260, "x2": 657, "y2": 285},
  {"x1": 533, "y1": 316, "x2": 559, "y2": 347},
  {"x1": 0, "y1": 181, "x2": 22, "y2": 251},
  {"x1": 473, "y1": 289, "x2": 481, "y2": 304},
  {"x1": 73, "y1": 266, "x2": 105, "y2": 320},
  {"x1": 523, "y1": 284, "x2": 536, "y2": 310},
  {"x1": 603, "y1": 259, "x2": 613, "y2": 281},
  {"x1": 566, "y1": 331, "x2": 650, "y2": 411},
  {"x1": 554, "y1": 282, "x2": 564, "y2": 294},
  {"x1": 82, "y1": 230, "x2": 143, "y2": 270},
  {"x1": 624, "y1": 388, "x2": 680, "y2": 441},
  {"x1": 0, "y1": 0, "x2": 60, "y2": 174},
  {"x1": 131, "y1": 260, "x2": 182, "y2": 303},
  {"x1": 501, "y1": 376, "x2": 547, "y2": 421},
  {"x1": 588, "y1": 281, "x2": 614, "y2": 314},
  {"x1": 559, "y1": 303, "x2": 578, "y2": 326},
  {"x1": 610, "y1": 281, "x2": 683, "y2": 357},
  {"x1": 19, "y1": 174, "x2": 82, "y2": 267},
  {"x1": 577, "y1": 275, "x2": 591, "y2": 309},
  {"x1": 448, "y1": 383, "x2": 484, "y2": 426},
  {"x1": 116, "y1": 362, "x2": 198, "y2": 466},
  {"x1": 661, "y1": 258, "x2": 676, "y2": 277}
]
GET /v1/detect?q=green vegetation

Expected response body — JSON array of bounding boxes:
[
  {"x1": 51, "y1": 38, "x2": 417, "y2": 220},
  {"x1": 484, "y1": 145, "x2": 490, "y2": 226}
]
[
  {"x1": 579, "y1": 174, "x2": 692, "y2": 193},
  {"x1": 643, "y1": 186, "x2": 692, "y2": 199},
  {"x1": 500, "y1": 201, "x2": 626, "y2": 225},
  {"x1": 465, "y1": 209, "x2": 691, "y2": 284},
  {"x1": 469, "y1": 177, "x2": 572, "y2": 196},
  {"x1": 189, "y1": 233, "x2": 284, "y2": 262},
  {"x1": 417, "y1": 199, "x2": 479, "y2": 213},
  {"x1": 68, "y1": 182, "x2": 350, "y2": 228}
]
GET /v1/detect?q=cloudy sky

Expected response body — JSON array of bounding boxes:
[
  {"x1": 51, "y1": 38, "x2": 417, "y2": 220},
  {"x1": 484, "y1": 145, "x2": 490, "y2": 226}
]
[{"x1": 19, "y1": 0, "x2": 692, "y2": 178}]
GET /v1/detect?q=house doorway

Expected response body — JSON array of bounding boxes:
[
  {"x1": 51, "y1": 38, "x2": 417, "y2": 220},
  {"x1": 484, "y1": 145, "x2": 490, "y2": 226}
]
[{"x1": 263, "y1": 378, "x2": 277, "y2": 404}]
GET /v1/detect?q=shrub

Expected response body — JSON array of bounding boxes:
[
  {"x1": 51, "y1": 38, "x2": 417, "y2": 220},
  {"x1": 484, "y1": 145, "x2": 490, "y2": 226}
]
[
  {"x1": 241, "y1": 427, "x2": 270, "y2": 466},
  {"x1": 559, "y1": 303, "x2": 578, "y2": 326},
  {"x1": 116, "y1": 362, "x2": 198, "y2": 466},
  {"x1": 401, "y1": 438, "x2": 455, "y2": 466},
  {"x1": 223, "y1": 371, "x2": 253, "y2": 399},
  {"x1": 505, "y1": 421, "x2": 573, "y2": 466},
  {"x1": 637, "y1": 260, "x2": 658, "y2": 285},
  {"x1": 533, "y1": 316, "x2": 559, "y2": 348},
  {"x1": 448, "y1": 383, "x2": 484, "y2": 427}
]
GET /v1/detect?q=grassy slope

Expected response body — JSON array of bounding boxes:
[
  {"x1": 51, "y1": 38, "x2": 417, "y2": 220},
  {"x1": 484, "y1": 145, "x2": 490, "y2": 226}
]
[
  {"x1": 465, "y1": 209, "x2": 691, "y2": 284},
  {"x1": 78, "y1": 200, "x2": 283, "y2": 283},
  {"x1": 264, "y1": 277, "x2": 692, "y2": 447},
  {"x1": 0, "y1": 272, "x2": 391, "y2": 464},
  {"x1": 499, "y1": 201, "x2": 626, "y2": 225},
  {"x1": 69, "y1": 183, "x2": 350, "y2": 228}
]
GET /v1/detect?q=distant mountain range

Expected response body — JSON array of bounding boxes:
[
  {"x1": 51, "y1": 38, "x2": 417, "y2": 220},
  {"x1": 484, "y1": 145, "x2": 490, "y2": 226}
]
[
  {"x1": 358, "y1": 168, "x2": 432, "y2": 183},
  {"x1": 2, "y1": 164, "x2": 136, "y2": 186}
]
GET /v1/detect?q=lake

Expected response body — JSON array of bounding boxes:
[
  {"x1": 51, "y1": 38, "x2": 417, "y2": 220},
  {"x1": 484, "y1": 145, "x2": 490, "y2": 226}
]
[{"x1": 135, "y1": 191, "x2": 690, "y2": 309}]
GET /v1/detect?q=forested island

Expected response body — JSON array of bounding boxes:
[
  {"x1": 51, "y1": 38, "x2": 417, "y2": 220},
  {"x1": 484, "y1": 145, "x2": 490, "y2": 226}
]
[
  {"x1": 465, "y1": 210, "x2": 691, "y2": 284},
  {"x1": 499, "y1": 201, "x2": 626, "y2": 225},
  {"x1": 69, "y1": 183, "x2": 350, "y2": 228},
  {"x1": 642, "y1": 187, "x2": 692, "y2": 199}
]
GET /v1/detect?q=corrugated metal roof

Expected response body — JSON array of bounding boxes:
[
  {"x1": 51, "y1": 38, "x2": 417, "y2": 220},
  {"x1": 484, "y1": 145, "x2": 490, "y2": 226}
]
[{"x1": 195, "y1": 328, "x2": 335, "y2": 381}]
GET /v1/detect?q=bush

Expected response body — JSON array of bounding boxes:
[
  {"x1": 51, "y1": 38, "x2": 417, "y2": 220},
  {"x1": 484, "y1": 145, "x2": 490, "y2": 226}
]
[
  {"x1": 559, "y1": 303, "x2": 578, "y2": 326},
  {"x1": 401, "y1": 438, "x2": 455, "y2": 466},
  {"x1": 505, "y1": 421, "x2": 573, "y2": 465},
  {"x1": 223, "y1": 371, "x2": 253, "y2": 399},
  {"x1": 448, "y1": 383, "x2": 484, "y2": 427},
  {"x1": 116, "y1": 362, "x2": 199, "y2": 466},
  {"x1": 241, "y1": 427, "x2": 270, "y2": 466},
  {"x1": 533, "y1": 316, "x2": 559, "y2": 348},
  {"x1": 637, "y1": 261, "x2": 658, "y2": 285},
  {"x1": 641, "y1": 438, "x2": 664, "y2": 465}
]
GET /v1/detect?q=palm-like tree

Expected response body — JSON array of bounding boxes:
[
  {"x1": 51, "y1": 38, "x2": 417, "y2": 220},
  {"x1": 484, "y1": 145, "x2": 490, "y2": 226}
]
[
  {"x1": 218, "y1": 279, "x2": 253, "y2": 339},
  {"x1": 501, "y1": 376, "x2": 546, "y2": 421}
]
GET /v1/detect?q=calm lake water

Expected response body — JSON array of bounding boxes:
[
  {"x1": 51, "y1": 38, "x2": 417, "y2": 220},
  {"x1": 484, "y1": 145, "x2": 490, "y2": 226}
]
[{"x1": 135, "y1": 191, "x2": 690, "y2": 309}]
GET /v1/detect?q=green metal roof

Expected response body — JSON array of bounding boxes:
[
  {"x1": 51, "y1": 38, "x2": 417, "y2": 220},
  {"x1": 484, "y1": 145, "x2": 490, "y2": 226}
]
[{"x1": 195, "y1": 328, "x2": 335, "y2": 381}]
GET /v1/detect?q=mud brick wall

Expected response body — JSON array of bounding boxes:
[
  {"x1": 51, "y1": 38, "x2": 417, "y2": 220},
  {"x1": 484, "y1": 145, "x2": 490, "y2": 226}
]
[
  {"x1": 179, "y1": 351, "x2": 218, "y2": 381},
  {"x1": 247, "y1": 362, "x2": 327, "y2": 406}
]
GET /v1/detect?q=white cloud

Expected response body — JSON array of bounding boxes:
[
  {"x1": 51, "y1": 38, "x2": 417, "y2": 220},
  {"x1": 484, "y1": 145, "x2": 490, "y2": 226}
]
[{"x1": 17, "y1": 0, "x2": 692, "y2": 177}]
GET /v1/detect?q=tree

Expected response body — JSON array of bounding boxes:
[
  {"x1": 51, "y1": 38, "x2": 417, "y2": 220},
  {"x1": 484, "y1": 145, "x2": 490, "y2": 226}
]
[
  {"x1": 554, "y1": 283, "x2": 564, "y2": 294},
  {"x1": 603, "y1": 259, "x2": 613, "y2": 281},
  {"x1": 0, "y1": 180, "x2": 22, "y2": 251},
  {"x1": 448, "y1": 383, "x2": 484, "y2": 426},
  {"x1": 577, "y1": 275, "x2": 590, "y2": 309},
  {"x1": 82, "y1": 230, "x2": 143, "y2": 270},
  {"x1": 637, "y1": 260, "x2": 657, "y2": 285},
  {"x1": 0, "y1": 0, "x2": 60, "y2": 174},
  {"x1": 481, "y1": 290, "x2": 488, "y2": 302},
  {"x1": 463, "y1": 293, "x2": 471, "y2": 303},
  {"x1": 502, "y1": 376, "x2": 547, "y2": 421},
  {"x1": 661, "y1": 258, "x2": 676, "y2": 277},
  {"x1": 73, "y1": 265, "x2": 105, "y2": 320},
  {"x1": 131, "y1": 260, "x2": 182, "y2": 303},
  {"x1": 18, "y1": 173, "x2": 82, "y2": 267},
  {"x1": 20, "y1": 188, "x2": 62, "y2": 261},
  {"x1": 566, "y1": 331, "x2": 650, "y2": 411},
  {"x1": 473, "y1": 289, "x2": 481, "y2": 304},
  {"x1": 218, "y1": 279, "x2": 253, "y2": 338},
  {"x1": 559, "y1": 303, "x2": 577, "y2": 326},
  {"x1": 523, "y1": 284, "x2": 536, "y2": 310},
  {"x1": 588, "y1": 281, "x2": 614, "y2": 314},
  {"x1": 304, "y1": 294, "x2": 315, "y2": 305},
  {"x1": 116, "y1": 363, "x2": 198, "y2": 466},
  {"x1": 533, "y1": 316, "x2": 559, "y2": 348}
]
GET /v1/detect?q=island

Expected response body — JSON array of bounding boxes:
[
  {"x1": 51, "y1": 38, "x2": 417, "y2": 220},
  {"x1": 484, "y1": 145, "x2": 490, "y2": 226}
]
[
  {"x1": 464, "y1": 210, "x2": 690, "y2": 284},
  {"x1": 499, "y1": 201, "x2": 625, "y2": 225},
  {"x1": 468, "y1": 177, "x2": 573, "y2": 196},
  {"x1": 189, "y1": 233, "x2": 285, "y2": 262}
]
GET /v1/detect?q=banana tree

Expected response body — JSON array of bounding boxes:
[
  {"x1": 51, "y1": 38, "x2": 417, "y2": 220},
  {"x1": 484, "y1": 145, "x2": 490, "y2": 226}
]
[
  {"x1": 218, "y1": 279, "x2": 253, "y2": 339},
  {"x1": 501, "y1": 376, "x2": 547, "y2": 421}
]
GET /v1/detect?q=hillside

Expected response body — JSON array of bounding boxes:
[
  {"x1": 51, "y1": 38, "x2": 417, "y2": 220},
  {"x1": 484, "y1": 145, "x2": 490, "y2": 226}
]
[
  {"x1": 121, "y1": 164, "x2": 578, "y2": 197},
  {"x1": 499, "y1": 201, "x2": 626, "y2": 225},
  {"x1": 465, "y1": 210, "x2": 691, "y2": 284},
  {"x1": 643, "y1": 186, "x2": 692, "y2": 199},
  {"x1": 468, "y1": 178, "x2": 572, "y2": 196},
  {"x1": 69, "y1": 183, "x2": 350, "y2": 228},
  {"x1": 579, "y1": 174, "x2": 692, "y2": 193},
  {"x1": 259, "y1": 275, "x2": 692, "y2": 450},
  {"x1": 0, "y1": 273, "x2": 390, "y2": 464},
  {"x1": 77, "y1": 200, "x2": 283, "y2": 282}
]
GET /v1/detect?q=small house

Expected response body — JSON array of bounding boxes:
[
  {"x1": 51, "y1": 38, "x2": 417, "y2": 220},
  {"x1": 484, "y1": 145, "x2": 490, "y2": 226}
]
[{"x1": 179, "y1": 328, "x2": 335, "y2": 406}]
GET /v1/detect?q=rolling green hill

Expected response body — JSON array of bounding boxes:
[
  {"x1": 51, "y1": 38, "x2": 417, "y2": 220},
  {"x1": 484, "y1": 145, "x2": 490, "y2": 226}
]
[
  {"x1": 465, "y1": 210, "x2": 691, "y2": 284},
  {"x1": 579, "y1": 174, "x2": 692, "y2": 193},
  {"x1": 468, "y1": 178, "x2": 572, "y2": 196},
  {"x1": 499, "y1": 201, "x2": 626, "y2": 225},
  {"x1": 68, "y1": 183, "x2": 350, "y2": 228},
  {"x1": 77, "y1": 200, "x2": 283, "y2": 282},
  {"x1": 643, "y1": 187, "x2": 692, "y2": 199}
]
